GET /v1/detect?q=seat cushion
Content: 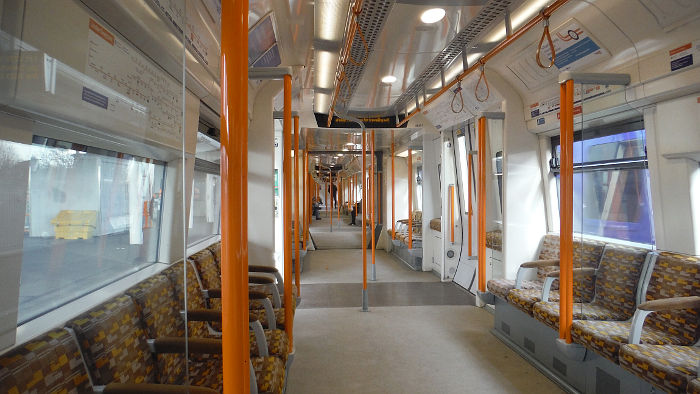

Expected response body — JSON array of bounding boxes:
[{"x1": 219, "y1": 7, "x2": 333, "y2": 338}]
[
  {"x1": 507, "y1": 288, "x2": 560, "y2": 315},
  {"x1": 189, "y1": 357, "x2": 223, "y2": 392},
  {"x1": 619, "y1": 344, "x2": 700, "y2": 393},
  {"x1": 0, "y1": 329, "x2": 92, "y2": 394},
  {"x1": 252, "y1": 356, "x2": 285, "y2": 394},
  {"x1": 487, "y1": 279, "x2": 541, "y2": 300},
  {"x1": 249, "y1": 329, "x2": 290, "y2": 363},
  {"x1": 571, "y1": 320, "x2": 690, "y2": 363},
  {"x1": 533, "y1": 301, "x2": 630, "y2": 330}
]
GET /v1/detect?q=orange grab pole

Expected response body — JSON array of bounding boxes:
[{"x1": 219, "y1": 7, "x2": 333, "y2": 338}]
[
  {"x1": 293, "y1": 116, "x2": 300, "y2": 298},
  {"x1": 377, "y1": 172, "x2": 381, "y2": 226},
  {"x1": 396, "y1": 0, "x2": 571, "y2": 127},
  {"x1": 325, "y1": 175, "x2": 329, "y2": 217},
  {"x1": 282, "y1": 74, "x2": 294, "y2": 350},
  {"x1": 391, "y1": 131, "x2": 395, "y2": 239},
  {"x1": 477, "y1": 117, "x2": 486, "y2": 292},
  {"x1": 220, "y1": 0, "x2": 249, "y2": 390},
  {"x1": 302, "y1": 152, "x2": 307, "y2": 250},
  {"x1": 559, "y1": 80, "x2": 574, "y2": 343},
  {"x1": 449, "y1": 185, "x2": 455, "y2": 243},
  {"x1": 371, "y1": 130, "x2": 376, "y2": 270},
  {"x1": 467, "y1": 146, "x2": 473, "y2": 256},
  {"x1": 330, "y1": 170, "x2": 333, "y2": 228},
  {"x1": 408, "y1": 149, "x2": 413, "y2": 249}
]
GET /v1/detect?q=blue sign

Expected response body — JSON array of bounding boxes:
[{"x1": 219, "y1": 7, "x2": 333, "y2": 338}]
[{"x1": 81, "y1": 87, "x2": 108, "y2": 109}]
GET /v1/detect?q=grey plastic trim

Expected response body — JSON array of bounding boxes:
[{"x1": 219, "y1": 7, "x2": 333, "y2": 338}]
[
  {"x1": 261, "y1": 298, "x2": 277, "y2": 330},
  {"x1": 250, "y1": 320, "x2": 269, "y2": 357},
  {"x1": 542, "y1": 277, "x2": 556, "y2": 302},
  {"x1": 477, "y1": 111, "x2": 505, "y2": 120},
  {"x1": 555, "y1": 338, "x2": 587, "y2": 361},
  {"x1": 637, "y1": 252, "x2": 657, "y2": 306},
  {"x1": 370, "y1": 264, "x2": 376, "y2": 281},
  {"x1": 557, "y1": 72, "x2": 631, "y2": 86},
  {"x1": 628, "y1": 309, "x2": 653, "y2": 345},
  {"x1": 249, "y1": 66, "x2": 293, "y2": 80},
  {"x1": 250, "y1": 362, "x2": 259, "y2": 394},
  {"x1": 362, "y1": 289, "x2": 369, "y2": 312},
  {"x1": 273, "y1": 110, "x2": 300, "y2": 119}
]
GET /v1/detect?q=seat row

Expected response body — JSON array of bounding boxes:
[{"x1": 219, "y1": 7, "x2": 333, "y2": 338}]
[
  {"x1": 0, "y1": 243, "x2": 294, "y2": 394},
  {"x1": 485, "y1": 234, "x2": 700, "y2": 393},
  {"x1": 393, "y1": 210, "x2": 423, "y2": 246}
]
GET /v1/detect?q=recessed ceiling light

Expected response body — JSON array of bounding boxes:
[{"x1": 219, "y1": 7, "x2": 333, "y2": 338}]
[
  {"x1": 381, "y1": 75, "x2": 397, "y2": 84},
  {"x1": 421, "y1": 8, "x2": 445, "y2": 24}
]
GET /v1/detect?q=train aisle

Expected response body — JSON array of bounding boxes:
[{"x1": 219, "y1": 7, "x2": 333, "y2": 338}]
[{"x1": 287, "y1": 215, "x2": 564, "y2": 393}]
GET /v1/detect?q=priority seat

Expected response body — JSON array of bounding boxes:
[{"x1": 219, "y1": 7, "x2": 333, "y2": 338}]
[
  {"x1": 532, "y1": 245, "x2": 650, "y2": 330},
  {"x1": 571, "y1": 252, "x2": 700, "y2": 364},
  {"x1": 506, "y1": 238, "x2": 605, "y2": 315},
  {"x1": 486, "y1": 234, "x2": 560, "y2": 299}
]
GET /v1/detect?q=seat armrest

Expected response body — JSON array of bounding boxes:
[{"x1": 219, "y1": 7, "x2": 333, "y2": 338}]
[
  {"x1": 249, "y1": 295, "x2": 276, "y2": 330},
  {"x1": 151, "y1": 337, "x2": 222, "y2": 354},
  {"x1": 638, "y1": 296, "x2": 700, "y2": 312},
  {"x1": 103, "y1": 383, "x2": 218, "y2": 394},
  {"x1": 249, "y1": 320, "x2": 269, "y2": 357},
  {"x1": 249, "y1": 274, "x2": 275, "y2": 285},
  {"x1": 249, "y1": 265, "x2": 278, "y2": 274},
  {"x1": 205, "y1": 288, "x2": 221, "y2": 298},
  {"x1": 545, "y1": 267, "x2": 597, "y2": 278},
  {"x1": 541, "y1": 277, "x2": 556, "y2": 302},
  {"x1": 186, "y1": 308, "x2": 222, "y2": 322},
  {"x1": 520, "y1": 259, "x2": 560, "y2": 268}
]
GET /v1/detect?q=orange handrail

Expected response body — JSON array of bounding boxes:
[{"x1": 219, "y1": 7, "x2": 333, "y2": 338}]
[
  {"x1": 293, "y1": 116, "x2": 300, "y2": 299},
  {"x1": 371, "y1": 130, "x2": 376, "y2": 272},
  {"x1": 361, "y1": 129, "x2": 367, "y2": 290},
  {"x1": 477, "y1": 116, "x2": 486, "y2": 292},
  {"x1": 303, "y1": 151, "x2": 308, "y2": 250},
  {"x1": 330, "y1": 170, "x2": 333, "y2": 228},
  {"x1": 408, "y1": 149, "x2": 413, "y2": 249},
  {"x1": 467, "y1": 147, "x2": 473, "y2": 256},
  {"x1": 391, "y1": 131, "x2": 395, "y2": 239},
  {"x1": 449, "y1": 185, "x2": 455, "y2": 243},
  {"x1": 559, "y1": 79, "x2": 574, "y2": 343},
  {"x1": 220, "y1": 0, "x2": 250, "y2": 389},
  {"x1": 327, "y1": 0, "x2": 365, "y2": 126},
  {"x1": 282, "y1": 74, "x2": 294, "y2": 350},
  {"x1": 397, "y1": 0, "x2": 570, "y2": 127}
]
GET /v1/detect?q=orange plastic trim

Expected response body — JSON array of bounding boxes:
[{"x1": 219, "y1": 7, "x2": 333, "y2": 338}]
[
  {"x1": 559, "y1": 80, "x2": 574, "y2": 343},
  {"x1": 408, "y1": 149, "x2": 413, "y2": 249},
  {"x1": 362, "y1": 130, "x2": 367, "y2": 289},
  {"x1": 477, "y1": 117, "x2": 486, "y2": 292},
  {"x1": 282, "y1": 74, "x2": 294, "y2": 350},
  {"x1": 467, "y1": 146, "x2": 473, "y2": 256},
  {"x1": 371, "y1": 130, "x2": 375, "y2": 267},
  {"x1": 293, "y1": 116, "x2": 300, "y2": 298},
  {"x1": 391, "y1": 131, "x2": 395, "y2": 239},
  {"x1": 449, "y1": 185, "x2": 455, "y2": 243}
]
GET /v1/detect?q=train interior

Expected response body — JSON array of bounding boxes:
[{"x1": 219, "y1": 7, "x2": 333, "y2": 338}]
[{"x1": 1, "y1": 0, "x2": 700, "y2": 393}]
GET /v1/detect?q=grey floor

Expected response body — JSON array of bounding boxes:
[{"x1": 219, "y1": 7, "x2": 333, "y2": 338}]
[{"x1": 286, "y1": 215, "x2": 564, "y2": 393}]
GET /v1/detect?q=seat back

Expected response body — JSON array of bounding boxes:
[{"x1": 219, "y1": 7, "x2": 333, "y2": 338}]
[
  {"x1": 535, "y1": 234, "x2": 561, "y2": 282},
  {"x1": 190, "y1": 249, "x2": 220, "y2": 290},
  {"x1": 207, "y1": 242, "x2": 221, "y2": 265},
  {"x1": 126, "y1": 275, "x2": 187, "y2": 384},
  {"x1": 0, "y1": 329, "x2": 93, "y2": 393},
  {"x1": 162, "y1": 261, "x2": 210, "y2": 338},
  {"x1": 643, "y1": 252, "x2": 700, "y2": 345},
  {"x1": 572, "y1": 239, "x2": 607, "y2": 301},
  {"x1": 69, "y1": 295, "x2": 157, "y2": 386},
  {"x1": 590, "y1": 245, "x2": 650, "y2": 318}
]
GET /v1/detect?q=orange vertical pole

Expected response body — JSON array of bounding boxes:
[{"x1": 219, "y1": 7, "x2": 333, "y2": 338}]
[
  {"x1": 391, "y1": 131, "x2": 395, "y2": 239},
  {"x1": 449, "y1": 185, "x2": 455, "y2": 243},
  {"x1": 408, "y1": 149, "x2": 413, "y2": 249},
  {"x1": 293, "y1": 116, "x2": 300, "y2": 299},
  {"x1": 302, "y1": 151, "x2": 308, "y2": 250},
  {"x1": 220, "y1": 0, "x2": 249, "y2": 389},
  {"x1": 377, "y1": 172, "x2": 381, "y2": 226},
  {"x1": 330, "y1": 170, "x2": 333, "y2": 228},
  {"x1": 467, "y1": 147, "x2": 473, "y2": 256},
  {"x1": 477, "y1": 116, "x2": 486, "y2": 292},
  {"x1": 361, "y1": 129, "x2": 368, "y2": 310},
  {"x1": 282, "y1": 74, "x2": 294, "y2": 350},
  {"x1": 559, "y1": 79, "x2": 574, "y2": 343},
  {"x1": 325, "y1": 176, "x2": 328, "y2": 217},
  {"x1": 370, "y1": 130, "x2": 376, "y2": 279}
]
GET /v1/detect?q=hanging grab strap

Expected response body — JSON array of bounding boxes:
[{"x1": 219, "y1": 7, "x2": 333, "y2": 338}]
[
  {"x1": 474, "y1": 62, "x2": 490, "y2": 103},
  {"x1": 451, "y1": 80, "x2": 465, "y2": 113},
  {"x1": 348, "y1": 9, "x2": 369, "y2": 67},
  {"x1": 536, "y1": 13, "x2": 556, "y2": 69}
]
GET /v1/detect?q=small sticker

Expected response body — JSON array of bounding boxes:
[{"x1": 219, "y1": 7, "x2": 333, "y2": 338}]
[
  {"x1": 669, "y1": 41, "x2": 698, "y2": 72},
  {"x1": 81, "y1": 87, "x2": 108, "y2": 109},
  {"x1": 537, "y1": 118, "x2": 545, "y2": 125}
]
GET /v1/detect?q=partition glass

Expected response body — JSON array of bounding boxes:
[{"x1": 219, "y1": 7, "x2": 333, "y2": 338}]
[
  {"x1": 0, "y1": 0, "x2": 202, "y2": 385},
  {"x1": 485, "y1": 118, "x2": 505, "y2": 287}
]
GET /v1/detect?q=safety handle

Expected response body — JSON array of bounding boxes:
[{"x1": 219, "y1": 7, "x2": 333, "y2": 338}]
[
  {"x1": 536, "y1": 15, "x2": 556, "y2": 69},
  {"x1": 475, "y1": 63, "x2": 490, "y2": 103}
]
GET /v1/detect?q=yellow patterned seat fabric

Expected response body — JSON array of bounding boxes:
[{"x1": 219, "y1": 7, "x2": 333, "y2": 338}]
[
  {"x1": 689, "y1": 378, "x2": 700, "y2": 394},
  {"x1": 485, "y1": 230, "x2": 502, "y2": 251},
  {"x1": 572, "y1": 252, "x2": 700, "y2": 363},
  {"x1": 507, "y1": 288, "x2": 560, "y2": 315},
  {"x1": 534, "y1": 302, "x2": 629, "y2": 330},
  {"x1": 619, "y1": 344, "x2": 700, "y2": 393},
  {"x1": 252, "y1": 356, "x2": 285, "y2": 394},
  {"x1": 487, "y1": 279, "x2": 540, "y2": 300},
  {"x1": 249, "y1": 330, "x2": 290, "y2": 363},
  {"x1": 249, "y1": 308, "x2": 287, "y2": 330},
  {"x1": 0, "y1": 329, "x2": 92, "y2": 393}
]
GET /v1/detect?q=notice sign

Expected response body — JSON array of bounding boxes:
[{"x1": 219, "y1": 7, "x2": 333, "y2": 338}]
[{"x1": 670, "y1": 41, "x2": 699, "y2": 72}]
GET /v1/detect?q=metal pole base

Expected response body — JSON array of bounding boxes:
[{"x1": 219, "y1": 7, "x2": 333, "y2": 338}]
[
  {"x1": 361, "y1": 289, "x2": 369, "y2": 312},
  {"x1": 370, "y1": 264, "x2": 376, "y2": 281}
]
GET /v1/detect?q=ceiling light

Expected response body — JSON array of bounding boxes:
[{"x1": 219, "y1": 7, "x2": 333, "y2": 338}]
[
  {"x1": 381, "y1": 75, "x2": 397, "y2": 84},
  {"x1": 421, "y1": 8, "x2": 445, "y2": 24}
]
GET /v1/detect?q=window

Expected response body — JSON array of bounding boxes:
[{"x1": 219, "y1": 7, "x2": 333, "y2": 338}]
[
  {"x1": 18, "y1": 136, "x2": 166, "y2": 323},
  {"x1": 188, "y1": 166, "x2": 221, "y2": 245},
  {"x1": 551, "y1": 121, "x2": 655, "y2": 245}
]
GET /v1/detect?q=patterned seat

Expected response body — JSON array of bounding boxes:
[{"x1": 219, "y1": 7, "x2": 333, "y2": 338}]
[
  {"x1": 486, "y1": 234, "x2": 560, "y2": 299},
  {"x1": 0, "y1": 329, "x2": 92, "y2": 393},
  {"x1": 572, "y1": 252, "x2": 700, "y2": 363},
  {"x1": 485, "y1": 230, "x2": 502, "y2": 252},
  {"x1": 689, "y1": 378, "x2": 700, "y2": 394},
  {"x1": 252, "y1": 356, "x2": 286, "y2": 394},
  {"x1": 620, "y1": 344, "x2": 700, "y2": 393},
  {"x1": 533, "y1": 245, "x2": 649, "y2": 330},
  {"x1": 506, "y1": 238, "x2": 605, "y2": 314},
  {"x1": 250, "y1": 308, "x2": 287, "y2": 330}
]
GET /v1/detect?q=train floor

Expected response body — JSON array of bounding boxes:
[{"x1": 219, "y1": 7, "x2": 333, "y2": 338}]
[{"x1": 287, "y1": 215, "x2": 564, "y2": 393}]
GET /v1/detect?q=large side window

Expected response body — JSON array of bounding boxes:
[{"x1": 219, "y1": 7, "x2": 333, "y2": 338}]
[
  {"x1": 551, "y1": 120, "x2": 655, "y2": 245},
  {"x1": 187, "y1": 132, "x2": 221, "y2": 246},
  {"x1": 19, "y1": 136, "x2": 166, "y2": 323}
]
